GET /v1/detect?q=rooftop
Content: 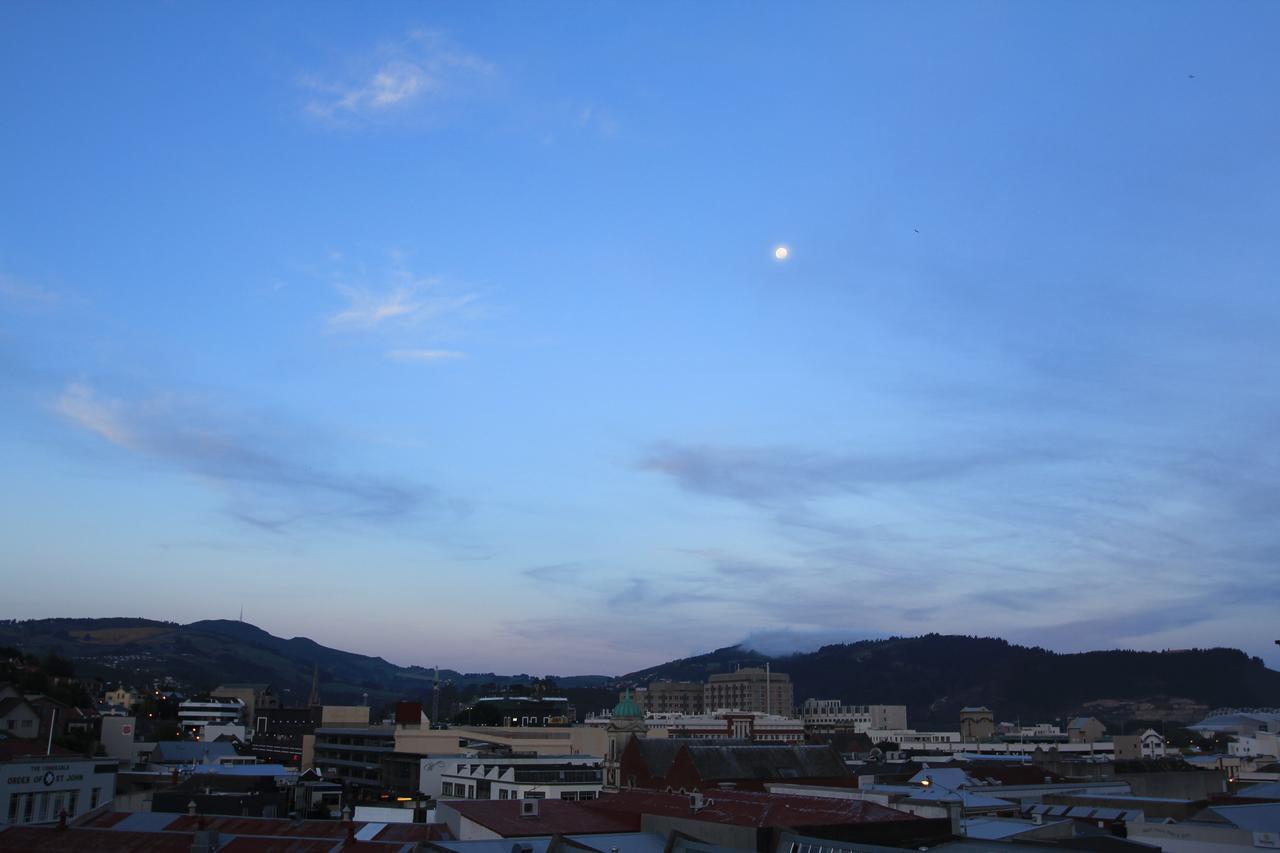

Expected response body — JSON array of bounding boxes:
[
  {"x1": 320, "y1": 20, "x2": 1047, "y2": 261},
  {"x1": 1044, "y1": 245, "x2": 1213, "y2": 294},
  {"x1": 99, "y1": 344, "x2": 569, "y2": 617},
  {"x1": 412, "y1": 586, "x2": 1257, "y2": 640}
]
[
  {"x1": 442, "y1": 799, "x2": 640, "y2": 837},
  {"x1": 0, "y1": 811, "x2": 451, "y2": 851},
  {"x1": 586, "y1": 788, "x2": 923, "y2": 828}
]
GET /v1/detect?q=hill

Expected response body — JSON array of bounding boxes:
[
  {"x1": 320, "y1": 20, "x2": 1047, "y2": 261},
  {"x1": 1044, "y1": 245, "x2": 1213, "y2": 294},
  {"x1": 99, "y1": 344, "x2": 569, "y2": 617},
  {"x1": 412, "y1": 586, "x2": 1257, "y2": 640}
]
[
  {"x1": 6, "y1": 620, "x2": 1277, "y2": 730},
  {"x1": 622, "y1": 635, "x2": 1280, "y2": 729},
  {"x1": 0, "y1": 618, "x2": 612, "y2": 714}
]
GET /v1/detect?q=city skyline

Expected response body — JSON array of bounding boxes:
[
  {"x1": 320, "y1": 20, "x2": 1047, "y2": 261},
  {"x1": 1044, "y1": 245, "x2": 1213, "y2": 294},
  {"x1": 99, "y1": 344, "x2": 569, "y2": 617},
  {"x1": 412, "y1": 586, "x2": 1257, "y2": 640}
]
[{"x1": 3, "y1": 3, "x2": 1279, "y2": 674}]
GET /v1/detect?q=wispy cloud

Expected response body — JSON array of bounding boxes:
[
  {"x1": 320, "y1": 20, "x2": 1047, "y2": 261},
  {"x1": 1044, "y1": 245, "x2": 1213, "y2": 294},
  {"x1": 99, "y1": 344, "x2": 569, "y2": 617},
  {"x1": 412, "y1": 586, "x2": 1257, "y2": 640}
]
[
  {"x1": 522, "y1": 562, "x2": 583, "y2": 582},
  {"x1": 387, "y1": 348, "x2": 465, "y2": 364},
  {"x1": 640, "y1": 441, "x2": 1061, "y2": 505},
  {"x1": 0, "y1": 273, "x2": 59, "y2": 306},
  {"x1": 54, "y1": 382, "x2": 133, "y2": 445},
  {"x1": 328, "y1": 275, "x2": 477, "y2": 331},
  {"x1": 54, "y1": 381, "x2": 431, "y2": 532},
  {"x1": 325, "y1": 258, "x2": 480, "y2": 364},
  {"x1": 738, "y1": 627, "x2": 888, "y2": 657},
  {"x1": 633, "y1": 416, "x2": 1280, "y2": 659},
  {"x1": 301, "y1": 29, "x2": 495, "y2": 123}
]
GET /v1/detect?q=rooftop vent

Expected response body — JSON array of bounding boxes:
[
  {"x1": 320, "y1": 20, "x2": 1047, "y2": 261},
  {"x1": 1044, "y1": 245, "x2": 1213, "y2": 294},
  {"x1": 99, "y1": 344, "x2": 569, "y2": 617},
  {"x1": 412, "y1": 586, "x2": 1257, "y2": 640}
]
[{"x1": 519, "y1": 799, "x2": 540, "y2": 819}]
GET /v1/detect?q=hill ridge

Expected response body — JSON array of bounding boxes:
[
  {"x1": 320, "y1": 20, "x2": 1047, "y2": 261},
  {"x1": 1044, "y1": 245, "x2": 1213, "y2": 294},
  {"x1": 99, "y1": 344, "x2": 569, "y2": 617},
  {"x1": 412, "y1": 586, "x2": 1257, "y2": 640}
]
[{"x1": 2, "y1": 619, "x2": 1276, "y2": 727}]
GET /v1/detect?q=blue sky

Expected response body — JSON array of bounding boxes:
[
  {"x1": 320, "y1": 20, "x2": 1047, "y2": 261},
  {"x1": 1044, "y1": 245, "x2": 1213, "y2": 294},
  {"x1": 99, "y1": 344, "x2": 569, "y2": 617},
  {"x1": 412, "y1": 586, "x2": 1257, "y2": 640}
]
[{"x1": 3, "y1": 2, "x2": 1279, "y2": 674}]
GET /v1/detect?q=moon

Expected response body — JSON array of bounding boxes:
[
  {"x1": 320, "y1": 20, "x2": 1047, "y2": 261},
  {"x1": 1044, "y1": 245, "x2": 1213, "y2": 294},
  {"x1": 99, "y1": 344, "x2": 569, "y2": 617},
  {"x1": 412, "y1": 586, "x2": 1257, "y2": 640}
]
[{"x1": 774, "y1": 246, "x2": 790, "y2": 260}]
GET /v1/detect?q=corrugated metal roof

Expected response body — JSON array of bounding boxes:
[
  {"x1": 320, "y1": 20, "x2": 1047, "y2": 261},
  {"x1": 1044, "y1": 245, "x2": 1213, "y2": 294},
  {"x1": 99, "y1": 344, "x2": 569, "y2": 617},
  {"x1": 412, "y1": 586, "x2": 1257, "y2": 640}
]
[
  {"x1": 442, "y1": 800, "x2": 640, "y2": 837},
  {"x1": 685, "y1": 744, "x2": 847, "y2": 781},
  {"x1": 1207, "y1": 803, "x2": 1280, "y2": 832},
  {"x1": 586, "y1": 788, "x2": 921, "y2": 828},
  {"x1": 1239, "y1": 781, "x2": 1280, "y2": 799}
]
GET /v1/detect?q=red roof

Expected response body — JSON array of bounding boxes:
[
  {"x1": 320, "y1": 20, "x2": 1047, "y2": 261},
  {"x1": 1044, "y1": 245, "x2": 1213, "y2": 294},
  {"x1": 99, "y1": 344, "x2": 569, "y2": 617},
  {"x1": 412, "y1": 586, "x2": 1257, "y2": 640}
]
[
  {"x1": 443, "y1": 799, "x2": 641, "y2": 837},
  {"x1": 584, "y1": 789, "x2": 921, "y2": 828},
  {"x1": 164, "y1": 815, "x2": 350, "y2": 838},
  {"x1": 370, "y1": 823, "x2": 450, "y2": 842},
  {"x1": 0, "y1": 826, "x2": 192, "y2": 852},
  {"x1": 78, "y1": 811, "x2": 133, "y2": 828},
  {"x1": 151, "y1": 814, "x2": 450, "y2": 843},
  {"x1": 20, "y1": 812, "x2": 451, "y2": 849},
  {"x1": 218, "y1": 840, "x2": 357, "y2": 852}
]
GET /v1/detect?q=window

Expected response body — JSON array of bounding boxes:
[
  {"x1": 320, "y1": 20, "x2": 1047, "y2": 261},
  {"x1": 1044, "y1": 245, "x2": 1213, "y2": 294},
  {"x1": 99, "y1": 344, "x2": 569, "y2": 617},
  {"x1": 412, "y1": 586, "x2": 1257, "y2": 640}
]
[
  {"x1": 23, "y1": 795, "x2": 34, "y2": 823},
  {"x1": 7, "y1": 795, "x2": 19, "y2": 823},
  {"x1": 90, "y1": 788, "x2": 101, "y2": 809}
]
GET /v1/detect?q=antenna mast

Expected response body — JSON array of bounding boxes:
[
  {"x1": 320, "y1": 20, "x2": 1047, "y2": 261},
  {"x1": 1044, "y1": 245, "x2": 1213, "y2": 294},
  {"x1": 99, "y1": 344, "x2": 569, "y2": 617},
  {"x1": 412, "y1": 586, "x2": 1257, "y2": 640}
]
[{"x1": 432, "y1": 667, "x2": 441, "y2": 725}]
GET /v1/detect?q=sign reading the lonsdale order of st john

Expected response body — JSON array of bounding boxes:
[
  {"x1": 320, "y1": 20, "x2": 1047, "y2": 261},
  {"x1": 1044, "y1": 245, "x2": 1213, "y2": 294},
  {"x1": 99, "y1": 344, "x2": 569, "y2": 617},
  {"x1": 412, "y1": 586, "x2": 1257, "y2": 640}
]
[{"x1": 4, "y1": 763, "x2": 86, "y2": 788}]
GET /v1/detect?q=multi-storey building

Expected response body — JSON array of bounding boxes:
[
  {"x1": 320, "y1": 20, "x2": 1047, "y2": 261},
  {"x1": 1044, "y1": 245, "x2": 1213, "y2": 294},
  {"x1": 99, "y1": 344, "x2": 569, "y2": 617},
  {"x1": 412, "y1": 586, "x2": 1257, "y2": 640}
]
[
  {"x1": 635, "y1": 681, "x2": 704, "y2": 715},
  {"x1": 704, "y1": 668, "x2": 793, "y2": 717},
  {"x1": 211, "y1": 684, "x2": 278, "y2": 724},
  {"x1": 800, "y1": 700, "x2": 907, "y2": 733},
  {"x1": 586, "y1": 710, "x2": 805, "y2": 744},
  {"x1": 427, "y1": 755, "x2": 602, "y2": 801},
  {"x1": 1, "y1": 757, "x2": 118, "y2": 826},
  {"x1": 253, "y1": 707, "x2": 322, "y2": 766},
  {"x1": 177, "y1": 696, "x2": 245, "y2": 737},
  {"x1": 312, "y1": 725, "x2": 396, "y2": 793},
  {"x1": 865, "y1": 729, "x2": 962, "y2": 750}
]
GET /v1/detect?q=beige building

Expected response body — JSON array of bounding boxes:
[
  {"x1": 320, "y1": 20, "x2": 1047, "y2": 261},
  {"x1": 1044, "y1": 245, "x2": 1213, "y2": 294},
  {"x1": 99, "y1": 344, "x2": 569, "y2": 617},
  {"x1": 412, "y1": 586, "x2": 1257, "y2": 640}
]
[
  {"x1": 801, "y1": 700, "x2": 907, "y2": 733},
  {"x1": 636, "y1": 681, "x2": 704, "y2": 715},
  {"x1": 104, "y1": 687, "x2": 138, "y2": 710},
  {"x1": 1068, "y1": 716, "x2": 1106, "y2": 743},
  {"x1": 211, "y1": 684, "x2": 278, "y2": 723},
  {"x1": 704, "y1": 667, "x2": 793, "y2": 717},
  {"x1": 321, "y1": 705, "x2": 371, "y2": 726},
  {"x1": 960, "y1": 706, "x2": 995, "y2": 741}
]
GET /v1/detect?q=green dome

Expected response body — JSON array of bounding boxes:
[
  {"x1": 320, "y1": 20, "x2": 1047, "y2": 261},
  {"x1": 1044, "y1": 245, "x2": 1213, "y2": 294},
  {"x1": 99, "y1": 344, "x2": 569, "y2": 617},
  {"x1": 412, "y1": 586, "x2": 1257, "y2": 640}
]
[{"x1": 612, "y1": 689, "x2": 644, "y2": 719}]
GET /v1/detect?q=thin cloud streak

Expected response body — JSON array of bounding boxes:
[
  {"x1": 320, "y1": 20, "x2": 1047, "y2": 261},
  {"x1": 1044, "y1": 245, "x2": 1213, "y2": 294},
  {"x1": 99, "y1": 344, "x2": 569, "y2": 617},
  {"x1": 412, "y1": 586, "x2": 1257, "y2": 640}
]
[
  {"x1": 0, "y1": 273, "x2": 60, "y2": 305},
  {"x1": 387, "y1": 348, "x2": 465, "y2": 363},
  {"x1": 640, "y1": 442, "x2": 1064, "y2": 504},
  {"x1": 328, "y1": 279, "x2": 477, "y2": 331},
  {"x1": 54, "y1": 381, "x2": 430, "y2": 531}
]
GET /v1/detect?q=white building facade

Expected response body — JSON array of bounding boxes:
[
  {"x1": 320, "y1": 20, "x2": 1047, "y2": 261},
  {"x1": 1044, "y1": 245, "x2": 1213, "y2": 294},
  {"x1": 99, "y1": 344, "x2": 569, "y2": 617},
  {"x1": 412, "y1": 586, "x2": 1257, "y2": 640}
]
[
  {"x1": 801, "y1": 701, "x2": 908, "y2": 733},
  {"x1": 2, "y1": 758, "x2": 118, "y2": 826},
  {"x1": 177, "y1": 697, "x2": 245, "y2": 736},
  {"x1": 427, "y1": 755, "x2": 602, "y2": 801}
]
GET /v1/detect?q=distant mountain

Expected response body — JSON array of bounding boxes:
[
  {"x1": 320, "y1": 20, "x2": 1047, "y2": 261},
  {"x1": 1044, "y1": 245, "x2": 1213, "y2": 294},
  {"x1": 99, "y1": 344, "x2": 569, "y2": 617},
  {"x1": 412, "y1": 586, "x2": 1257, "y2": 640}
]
[
  {"x1": 0, "y1": 618, "x2": 611, "y2": 712},
  {"x1": 7, "y1": 620, "x2": 1276, "y2": 730},
  {"x1": 621, "y1": 635, "x2": 1280, "y2": 729}
]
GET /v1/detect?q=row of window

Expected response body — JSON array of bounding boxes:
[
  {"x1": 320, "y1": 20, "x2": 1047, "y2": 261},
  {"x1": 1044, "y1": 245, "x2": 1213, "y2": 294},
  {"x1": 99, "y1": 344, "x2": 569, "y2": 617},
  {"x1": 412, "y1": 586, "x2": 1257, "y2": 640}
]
[
  {"x1": 443, "y1": 783, "x2": 601, "y2": 801},
  {"x1": 6, "y1": 788, "x2": 101, "y2": 824}
]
